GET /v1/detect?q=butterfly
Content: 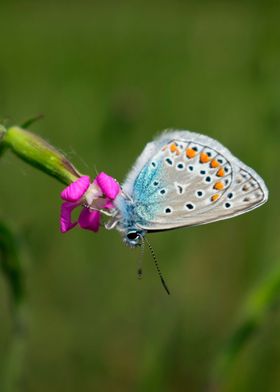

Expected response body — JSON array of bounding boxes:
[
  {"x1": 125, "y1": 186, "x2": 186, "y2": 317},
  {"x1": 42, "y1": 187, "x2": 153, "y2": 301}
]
[
  {"x1": 60, "y1": 129, "x2": 268, "y2": 293},
  {"x1": 108, "y1": 130, "x2": 268, "y2": 248}
]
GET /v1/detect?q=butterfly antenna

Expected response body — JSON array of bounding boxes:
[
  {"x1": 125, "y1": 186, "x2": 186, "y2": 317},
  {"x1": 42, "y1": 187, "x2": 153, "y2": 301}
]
[
  {"x1": 137, "y1": 236, "x2": 145, "y2": 279},
  {"x1": 144, "y1": 237, "x2": 170, "y2": 295}
]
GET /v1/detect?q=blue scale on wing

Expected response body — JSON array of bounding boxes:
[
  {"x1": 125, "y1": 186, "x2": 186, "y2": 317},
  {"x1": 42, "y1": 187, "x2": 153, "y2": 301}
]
[{"x1": 133, "y1": 159, "x2": 166, "y2": 222}]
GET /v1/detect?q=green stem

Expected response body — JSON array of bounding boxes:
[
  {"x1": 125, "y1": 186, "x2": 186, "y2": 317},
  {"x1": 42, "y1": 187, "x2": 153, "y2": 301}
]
[
  {"x1": 0, "y1": 223, "x2": 27, "y2": 392},
  {"x1": 2, "y1": 302, "x2": 27, "y2": 392}
]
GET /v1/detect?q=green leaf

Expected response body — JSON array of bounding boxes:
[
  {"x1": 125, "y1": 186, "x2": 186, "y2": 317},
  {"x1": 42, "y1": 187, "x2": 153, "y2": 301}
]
[
  {"x1": 212, "y1": 265, "x2": 280, "y2": 385},
  {"x1": 21, "y1": 114, "x2": 44, "y2": 129}
]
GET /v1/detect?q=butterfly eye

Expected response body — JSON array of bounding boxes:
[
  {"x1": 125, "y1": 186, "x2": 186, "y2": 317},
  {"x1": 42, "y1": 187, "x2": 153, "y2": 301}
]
[{"x1": 127, "y1": 231, "x2": 140, "y2": 240}]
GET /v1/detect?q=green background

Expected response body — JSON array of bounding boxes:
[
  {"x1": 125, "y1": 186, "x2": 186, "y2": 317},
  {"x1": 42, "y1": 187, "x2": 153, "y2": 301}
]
[{"x1": 0, "y1": 1, "x2": 279, "y2": 391}]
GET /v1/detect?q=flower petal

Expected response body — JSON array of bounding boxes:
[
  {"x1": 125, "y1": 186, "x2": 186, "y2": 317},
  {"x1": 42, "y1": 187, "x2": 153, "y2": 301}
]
[
  {"x1": 61, "y1": 176, "x2": 91, "y2": 202},
  {"x1": 95, "y1": 172, "x2": 120, "y2": 200},
  {"x1": 104, "y1": 199, "x2": 114, "y2": 209},
  {"x1": 84, "y1": 183, "x2": 103, "y2": 205},
  {"x1": 60, "y1": 201, "x2": 79, "y2": 233},
  {"x1": 78, "y1": 207, "x2": 101, "y2": 232}
]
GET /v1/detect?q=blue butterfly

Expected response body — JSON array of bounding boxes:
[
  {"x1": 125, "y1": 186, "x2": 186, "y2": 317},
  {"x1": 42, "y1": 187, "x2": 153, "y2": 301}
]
[{"x1": 106, "y1": 130, "x2": 268, "y2": 292}]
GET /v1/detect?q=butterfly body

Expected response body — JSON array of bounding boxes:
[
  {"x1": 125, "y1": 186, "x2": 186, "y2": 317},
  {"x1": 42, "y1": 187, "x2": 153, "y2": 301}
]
[{"x1": 111, "y1": 130, "x2": 268, "y2": 247}]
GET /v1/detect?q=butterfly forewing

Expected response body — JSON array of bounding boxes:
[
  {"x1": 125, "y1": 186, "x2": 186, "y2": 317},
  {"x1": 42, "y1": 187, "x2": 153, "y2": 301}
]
[{"x1": 122, "y1": 131, "x2": 268, "y2": 231}]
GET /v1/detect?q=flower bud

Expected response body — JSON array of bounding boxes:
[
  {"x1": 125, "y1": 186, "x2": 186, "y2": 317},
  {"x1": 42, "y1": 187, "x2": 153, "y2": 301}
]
[{"x1": 2, "y1": 126, "x2": 81, "y2": 185}]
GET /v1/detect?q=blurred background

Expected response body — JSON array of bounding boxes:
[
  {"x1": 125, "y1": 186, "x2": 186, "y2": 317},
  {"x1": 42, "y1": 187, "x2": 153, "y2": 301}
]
[{"x1": 0, "y1": 0, "x2": 279, "y2": 391}]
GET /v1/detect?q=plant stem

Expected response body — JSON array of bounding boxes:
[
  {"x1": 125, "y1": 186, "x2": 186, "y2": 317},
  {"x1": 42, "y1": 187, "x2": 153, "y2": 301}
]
[{"x1": 0, "y1": 223, "x2": 27, "y2": 392}]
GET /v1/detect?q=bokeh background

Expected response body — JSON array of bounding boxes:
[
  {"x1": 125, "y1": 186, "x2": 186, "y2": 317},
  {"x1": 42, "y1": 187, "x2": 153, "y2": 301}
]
[{"x1": 0, "y1": 1, "x2": 280, "y2": 391}]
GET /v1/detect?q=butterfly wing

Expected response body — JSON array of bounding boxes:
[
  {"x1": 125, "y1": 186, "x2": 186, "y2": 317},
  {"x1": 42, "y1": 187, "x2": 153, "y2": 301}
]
[{"x1": 121, "y1": 130, "x2": 268, "y2": 231}]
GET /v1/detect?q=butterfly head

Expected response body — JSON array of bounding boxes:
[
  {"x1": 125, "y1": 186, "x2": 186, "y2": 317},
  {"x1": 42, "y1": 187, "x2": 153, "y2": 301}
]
[{"x1": 123, "y1": 229, "x2": 145, "y2": 247}]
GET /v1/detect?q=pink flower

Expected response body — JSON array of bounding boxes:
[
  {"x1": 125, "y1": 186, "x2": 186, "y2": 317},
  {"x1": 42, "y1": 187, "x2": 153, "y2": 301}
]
[{"x1": 60, "y1": 172, "x2": 120, "y2": 233}]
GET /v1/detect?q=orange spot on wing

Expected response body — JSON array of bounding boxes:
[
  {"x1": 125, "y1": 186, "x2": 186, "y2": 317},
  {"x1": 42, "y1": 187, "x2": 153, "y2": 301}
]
[
  {"x1": 186, "y1": 148, "x2": 196, "y2": 159},
  {"x1": 200, "y1": 152, "x2": 210, "y2": 163},
  {"x1": 211, "y1": 194, "x2": 220, "y2": 202},
  {"x1": 214, "y1": 181, "x2": 224, "y2": 190},
  {"x1": 170, "y1": 143, "x2": 180, "y2": 155},
  {"x1": 210, "y1": 159, "x2": 219, "y2": 168},
  {"x1": 217, "y1": 167, "x2": 225, "y2": 177}
]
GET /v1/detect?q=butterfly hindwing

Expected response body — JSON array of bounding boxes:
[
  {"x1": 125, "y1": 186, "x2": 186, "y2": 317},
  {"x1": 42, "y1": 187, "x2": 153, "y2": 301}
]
[{"x1": 121, "y1": 130, "x2": 268, "y2": 231}]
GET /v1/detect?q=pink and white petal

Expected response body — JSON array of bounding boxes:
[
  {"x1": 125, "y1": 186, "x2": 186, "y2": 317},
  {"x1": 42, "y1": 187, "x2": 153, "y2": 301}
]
[
  {"x1": 78, "y1": 208, "x2": 101, "y2": 232},
  {"x1": 84, "y1": 183, "x2": 103, "y2": 205},
  {"x1": 104, "y1": 199, "x2": 114, "y2": 209},
  {"x1": 61, "y1": 176, "x2": 91, "y2": 202},
  {"x1": 90, "y1": 198, "x2": 109, "y2": 210},
  {"x1": 60, "y1": 201, "x2": 79, "y2": 233},
  {"x1": 95, "y1": 172, "x2": 120, "y2": 200}
]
